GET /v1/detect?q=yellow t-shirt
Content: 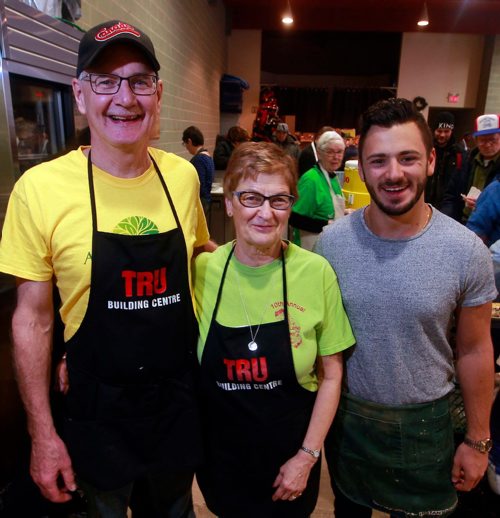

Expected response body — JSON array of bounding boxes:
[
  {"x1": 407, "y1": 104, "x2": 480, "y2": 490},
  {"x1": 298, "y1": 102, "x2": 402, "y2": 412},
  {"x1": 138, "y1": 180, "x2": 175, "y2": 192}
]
[{"x1": 0, "y1": 146, "x2": 209, "y2": 340}]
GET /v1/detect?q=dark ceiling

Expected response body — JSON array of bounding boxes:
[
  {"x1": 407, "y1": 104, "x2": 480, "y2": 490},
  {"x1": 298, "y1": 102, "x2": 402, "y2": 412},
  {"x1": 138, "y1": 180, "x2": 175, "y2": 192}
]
[{"x1": 223, "y1": 0, "x2": 500, "y2": 34}]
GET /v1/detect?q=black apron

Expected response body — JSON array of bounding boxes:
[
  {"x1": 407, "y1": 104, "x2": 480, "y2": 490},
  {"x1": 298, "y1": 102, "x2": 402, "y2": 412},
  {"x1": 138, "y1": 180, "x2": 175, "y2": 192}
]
[
  {"x1": 63, "y1": 152, "x2": 202, "y2": 490},
  {"x1": 197, "y1": 244, "x2": 320, "y2": 518},
  {"x1": 326, "y1": 392, "x2": 457, "y2": 517}
]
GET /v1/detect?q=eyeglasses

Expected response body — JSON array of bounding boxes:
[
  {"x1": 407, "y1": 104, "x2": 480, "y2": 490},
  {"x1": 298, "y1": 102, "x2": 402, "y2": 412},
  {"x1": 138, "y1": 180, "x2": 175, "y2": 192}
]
[
  {"x1": 477, "y1": 134, "x2": 499, "y2": 143},
  {"x1": 321, "y1": 148, "x2": 344, "y2": 157},
  {"x1": 79, "y1": 73, "x2": 158, "y2": 95},
  {"x1": 233, "y1": 191, "x2": 295, "y2": 210}
]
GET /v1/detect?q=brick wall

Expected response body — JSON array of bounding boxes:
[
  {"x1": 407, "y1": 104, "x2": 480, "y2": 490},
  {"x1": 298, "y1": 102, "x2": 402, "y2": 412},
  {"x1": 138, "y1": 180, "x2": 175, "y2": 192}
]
[
  {"x1": 78, "y1": 0, "x2": 227, "y2": 157},
  {"x1": 485, "y1": 35, "x2": 500, "y2": 114}
]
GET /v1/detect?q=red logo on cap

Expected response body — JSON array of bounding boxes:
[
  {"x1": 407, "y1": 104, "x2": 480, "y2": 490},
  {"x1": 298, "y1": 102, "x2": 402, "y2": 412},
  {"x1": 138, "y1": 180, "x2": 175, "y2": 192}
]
[{"x1": 95, "y1": 22, "x2": 141, "y2": 41}]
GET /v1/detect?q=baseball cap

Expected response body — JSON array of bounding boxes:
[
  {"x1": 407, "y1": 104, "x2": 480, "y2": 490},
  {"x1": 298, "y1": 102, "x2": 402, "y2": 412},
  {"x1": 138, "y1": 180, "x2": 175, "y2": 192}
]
[
  {"x1": 434, "y1": 111, "x2": 455, "y2": 130},
  {"x1": 276, "y1": 123, "x2": 289, "y2": 133},
  {"x1": 76, "y1": 20, "x2": 160, "y2": 77},
  {"x1": 473, "y1": 114, "x2": 500, "y2": 137}
]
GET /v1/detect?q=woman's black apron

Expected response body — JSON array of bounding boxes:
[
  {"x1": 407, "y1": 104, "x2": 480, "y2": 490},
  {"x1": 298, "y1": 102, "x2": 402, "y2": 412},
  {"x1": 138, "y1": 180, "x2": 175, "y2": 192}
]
[
  {"x1": 197, "y1": 244, "x2": 320, "y2": 518},
  {"x1": 63, "y1": 153, "x2": 202, "y2": 490}
]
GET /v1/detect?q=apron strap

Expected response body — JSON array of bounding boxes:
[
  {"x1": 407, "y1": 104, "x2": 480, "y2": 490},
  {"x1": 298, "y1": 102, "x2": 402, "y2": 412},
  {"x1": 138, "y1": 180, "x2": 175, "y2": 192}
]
[
  {"x1": 210, "y1": 243, "x2": 288, "y2": 325},
  {"x1": 87, "y1": 150, "x2": 98, "y2": 233},
  {"x1": 212, "y1": 242, "x2": 236, "y2": 319},
  {"x1": 319, "y1": 165, "x2": 345, "y2": 220},
  {"x1": 149, "y1": 153, "x2": 183, "y2": 232},
  {"x1": 86, "y1": 151, "x2": 183, "y2": 232},
  {"x1": 281, "y1": 245, "x2": 288, "y2": 322}
]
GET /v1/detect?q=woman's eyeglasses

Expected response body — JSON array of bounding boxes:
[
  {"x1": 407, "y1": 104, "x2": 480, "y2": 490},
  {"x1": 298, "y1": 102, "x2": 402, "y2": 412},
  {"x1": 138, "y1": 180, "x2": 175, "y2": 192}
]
[
  {"x1": 233, "y1": 191, "x2": 295, "y2": 210},
  {"x1": 321, "y1": 148, "x2": 344, "y2": 157}
]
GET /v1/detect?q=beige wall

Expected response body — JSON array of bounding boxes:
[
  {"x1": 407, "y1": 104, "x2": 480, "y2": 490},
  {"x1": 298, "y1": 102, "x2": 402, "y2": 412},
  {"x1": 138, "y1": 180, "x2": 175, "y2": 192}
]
[
  {"x1": 221, "y1": 29, "x2": 262, "y2": 135},
  {"x1": 223, "y1": 30, "x2": 491, "y2": 135},
  {"x1": 398, "y1": 33, "x2": 484, "y2": 115},
  {"x1": 485, "y1": 35, "x2": 500, "y2": 113},
  {"x1": 79, "y1": 0, "x2": 227, "y2": 157}
]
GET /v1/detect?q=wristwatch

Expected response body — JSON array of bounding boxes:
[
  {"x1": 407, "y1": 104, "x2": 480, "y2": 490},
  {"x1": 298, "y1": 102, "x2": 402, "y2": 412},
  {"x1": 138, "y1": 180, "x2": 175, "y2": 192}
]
[
  {"x1": 463, "y1": 436, "x2": 493, "y2": 454},
  {"x1": 301, "y1": 446, "x2": 321, "y2": 459}
]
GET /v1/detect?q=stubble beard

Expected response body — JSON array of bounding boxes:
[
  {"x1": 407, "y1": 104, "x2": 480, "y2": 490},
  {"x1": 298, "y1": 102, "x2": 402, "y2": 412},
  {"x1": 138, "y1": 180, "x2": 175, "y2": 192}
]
[{"x1": 365, "y1": 168, "x2": 428, "y2": 217}]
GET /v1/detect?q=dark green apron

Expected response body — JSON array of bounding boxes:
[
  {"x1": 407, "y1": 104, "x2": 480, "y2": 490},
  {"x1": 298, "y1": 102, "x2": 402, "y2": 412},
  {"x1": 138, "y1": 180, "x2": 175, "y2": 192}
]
[{"x1": 326, "y1": 392, "x2": 458, "y2": 517}]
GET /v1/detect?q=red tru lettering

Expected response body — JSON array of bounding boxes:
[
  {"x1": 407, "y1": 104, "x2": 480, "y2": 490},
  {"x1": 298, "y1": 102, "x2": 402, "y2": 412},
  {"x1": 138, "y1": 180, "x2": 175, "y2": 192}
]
[
  {"x1": 223, "y1": 357, "x2": 268, "y2": 382},
  {"x1": 122, "y1": 267, "x2": 167, "y2": 297}
]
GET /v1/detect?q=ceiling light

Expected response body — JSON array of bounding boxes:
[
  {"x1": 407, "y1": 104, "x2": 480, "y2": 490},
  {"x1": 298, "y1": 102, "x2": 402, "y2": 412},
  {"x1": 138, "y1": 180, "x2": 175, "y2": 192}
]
[
  {"x1": 282, "y1": 0, "x2": 293, "y2": 25},
  {"x1": 417, "y1": 2, "x2": 429, "y2": 27}
]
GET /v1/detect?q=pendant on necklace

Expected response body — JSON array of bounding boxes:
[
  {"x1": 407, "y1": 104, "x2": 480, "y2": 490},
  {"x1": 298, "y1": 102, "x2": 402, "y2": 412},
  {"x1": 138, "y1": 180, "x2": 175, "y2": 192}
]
[{"x1": 248, "y1": 341, "x2": 258, "y2": 351}]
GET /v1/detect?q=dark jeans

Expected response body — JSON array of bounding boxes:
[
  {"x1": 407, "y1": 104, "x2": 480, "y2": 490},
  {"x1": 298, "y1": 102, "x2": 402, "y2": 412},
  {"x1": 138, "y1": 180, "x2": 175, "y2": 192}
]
[{"x1": 79, "y1": 470, "x2": 195, "y2": 518}]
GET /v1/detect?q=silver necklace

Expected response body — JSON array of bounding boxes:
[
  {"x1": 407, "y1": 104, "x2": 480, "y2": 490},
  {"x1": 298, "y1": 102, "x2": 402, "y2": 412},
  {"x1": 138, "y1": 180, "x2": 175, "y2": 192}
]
[{"x1": 234, "y1": 265, "x2": 269, "y2": 352}]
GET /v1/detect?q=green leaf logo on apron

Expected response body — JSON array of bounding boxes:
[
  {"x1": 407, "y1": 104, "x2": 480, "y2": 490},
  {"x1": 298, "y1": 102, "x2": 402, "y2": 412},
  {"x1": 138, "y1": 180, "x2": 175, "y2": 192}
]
[{"x1": 114, "y1": 216, "x2": 159, "y2": 235}]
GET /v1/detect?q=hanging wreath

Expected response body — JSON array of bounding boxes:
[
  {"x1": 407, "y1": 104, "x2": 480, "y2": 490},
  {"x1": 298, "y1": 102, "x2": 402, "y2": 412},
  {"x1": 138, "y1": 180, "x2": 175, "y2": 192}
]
[{"x1": 413, "y1": 96, "x2": 428, "y2": 111}]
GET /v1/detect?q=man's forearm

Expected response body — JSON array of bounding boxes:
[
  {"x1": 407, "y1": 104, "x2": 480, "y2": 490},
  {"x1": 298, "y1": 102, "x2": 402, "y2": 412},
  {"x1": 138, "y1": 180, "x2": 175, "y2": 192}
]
[
  {"x1": 452, "y1": 302, "x2": 494, "y2": 491},
  {"x1": 455, "y1": 303, "x2": 495, "y2": 439},
  {"x1": 11, "y1": 281, "x2": 76, "y2": 502},
  {"x1": 456, "y1": 347, "x2": 494, "y2": 439},
  {"x1": 12, "y1": 283, "x2": 55, "y2": 439}
]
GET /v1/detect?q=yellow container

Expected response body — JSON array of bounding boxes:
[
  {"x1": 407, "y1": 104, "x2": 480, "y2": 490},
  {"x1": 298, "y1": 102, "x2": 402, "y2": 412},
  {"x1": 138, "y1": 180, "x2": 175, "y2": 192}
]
[{"x1": 342, "y1": 160, "x2": 370, "y2": 209}]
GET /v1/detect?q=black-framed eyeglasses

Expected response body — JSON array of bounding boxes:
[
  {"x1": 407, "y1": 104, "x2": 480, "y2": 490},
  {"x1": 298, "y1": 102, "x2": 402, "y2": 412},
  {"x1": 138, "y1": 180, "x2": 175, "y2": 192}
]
[
  {"x1": 233, "y1": 191, "x2": 295, "y2": 210},
  {"x1": 79, "y1": 73, "x2": 158, "y2": 95}
]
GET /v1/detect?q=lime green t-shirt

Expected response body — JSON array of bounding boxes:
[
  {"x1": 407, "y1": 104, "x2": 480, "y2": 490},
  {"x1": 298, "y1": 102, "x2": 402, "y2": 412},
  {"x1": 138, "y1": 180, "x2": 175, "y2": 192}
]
[
  {"x1": 194, "y1": 242, "x2": 355, "y2": 391},
  {"x1": 0, "y1": 146, "x2": 209, "y2": 340}
]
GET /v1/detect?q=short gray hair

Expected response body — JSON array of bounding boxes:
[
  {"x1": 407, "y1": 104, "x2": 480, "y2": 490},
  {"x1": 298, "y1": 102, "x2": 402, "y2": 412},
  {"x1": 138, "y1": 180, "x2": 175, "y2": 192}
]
[{"x1": 317, "y1": 130, "x2": 345, "y2": 151}]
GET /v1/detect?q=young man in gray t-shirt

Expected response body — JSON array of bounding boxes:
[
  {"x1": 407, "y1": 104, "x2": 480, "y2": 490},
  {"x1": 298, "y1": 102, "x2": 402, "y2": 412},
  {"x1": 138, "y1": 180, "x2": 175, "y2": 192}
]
[{"x1": 315, "y1": 98, "x2": 497, "y2": 517}]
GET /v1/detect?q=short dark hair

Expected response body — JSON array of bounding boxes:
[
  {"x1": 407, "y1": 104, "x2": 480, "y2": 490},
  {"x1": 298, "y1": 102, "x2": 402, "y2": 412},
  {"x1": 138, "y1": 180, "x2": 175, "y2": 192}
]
[
  {"x1": 223, "y1": 142, "x2": 298, "y2": 199},
  {"x1": 182, "y1": 126, "x2": 204, "y2": 146},
  {"x1": 227, "y1": 126, "x2": 250, "y2": 145},
  {"x1": 358, "y1": 98, "x2": 433, "y2": 160}
]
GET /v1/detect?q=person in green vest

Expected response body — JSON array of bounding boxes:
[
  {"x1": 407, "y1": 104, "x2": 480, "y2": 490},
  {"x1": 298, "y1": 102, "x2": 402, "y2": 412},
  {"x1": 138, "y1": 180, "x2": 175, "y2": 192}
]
[{"x1": 289, "y1": 130, "x2": 346, "y2": 250}]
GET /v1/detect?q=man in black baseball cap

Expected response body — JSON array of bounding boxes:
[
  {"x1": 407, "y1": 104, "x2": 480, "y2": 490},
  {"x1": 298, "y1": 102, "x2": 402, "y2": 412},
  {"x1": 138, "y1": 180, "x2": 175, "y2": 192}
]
[
  {"x1": 76, "y1": 20, "x2": 160, "y2": 77},
  {"x1": 425, "y1": 111, "x2": 466, "y2": 209},
  {"x1": 0, "y1": 19, "x2": 212, "y2": 517}
]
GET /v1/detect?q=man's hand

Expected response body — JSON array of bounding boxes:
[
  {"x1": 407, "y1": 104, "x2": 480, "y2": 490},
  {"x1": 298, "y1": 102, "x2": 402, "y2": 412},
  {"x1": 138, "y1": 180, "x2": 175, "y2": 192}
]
[
  {"x1": 460, "y1": 195, "x2": 477, "y2": 210},
  {"x1": 30, "y1": 432, "x2": 76, "y2": 502},
  {"x1": 451, "y1": 442, "x2": 488, "y2": 491},
  {"x1": 54, "y1": 356, "x2": 69, "y2": 395}
]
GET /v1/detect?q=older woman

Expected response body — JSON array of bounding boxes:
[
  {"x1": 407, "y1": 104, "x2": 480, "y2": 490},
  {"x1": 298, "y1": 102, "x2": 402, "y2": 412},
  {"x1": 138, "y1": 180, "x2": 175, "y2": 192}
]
[
  {"x1": 194, "y1": 142, "x2": 354, "y2": 518},
  {"x1": 290, "y1": 131, "x2": 346, "y2": 250}
]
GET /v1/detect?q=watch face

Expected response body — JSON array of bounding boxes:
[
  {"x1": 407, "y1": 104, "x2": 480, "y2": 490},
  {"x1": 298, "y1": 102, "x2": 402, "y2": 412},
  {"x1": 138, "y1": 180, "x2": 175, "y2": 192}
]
[
  {"x1": 465, "y1": 437, "x2": 493, "y2": 453},
  {"x1": 483, "y1": 439, "x2": 493, "y2": 452}
]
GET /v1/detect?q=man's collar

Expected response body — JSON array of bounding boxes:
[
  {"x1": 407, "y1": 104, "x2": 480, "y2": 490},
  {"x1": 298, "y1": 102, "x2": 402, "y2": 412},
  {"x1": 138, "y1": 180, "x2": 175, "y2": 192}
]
[{"x1": 476, "y1": 151, "x2": 500, "y2": 166}]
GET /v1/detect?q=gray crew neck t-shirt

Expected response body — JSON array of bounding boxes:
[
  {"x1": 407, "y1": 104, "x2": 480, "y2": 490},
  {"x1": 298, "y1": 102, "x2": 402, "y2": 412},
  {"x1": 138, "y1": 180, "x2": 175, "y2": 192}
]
[{"x1": 315, "y1": 207, "x2": 497, "y2": 405}]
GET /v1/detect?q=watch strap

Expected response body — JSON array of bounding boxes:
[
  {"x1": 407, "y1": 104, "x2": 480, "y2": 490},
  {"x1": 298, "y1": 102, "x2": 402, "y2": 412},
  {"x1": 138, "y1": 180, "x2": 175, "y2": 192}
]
[
  {"x1": 463, "y1": 436, "x2": 493, "y2": 453},
  {"x1": 301, "y1": 446, "x2": 320, "y2": 458}
]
